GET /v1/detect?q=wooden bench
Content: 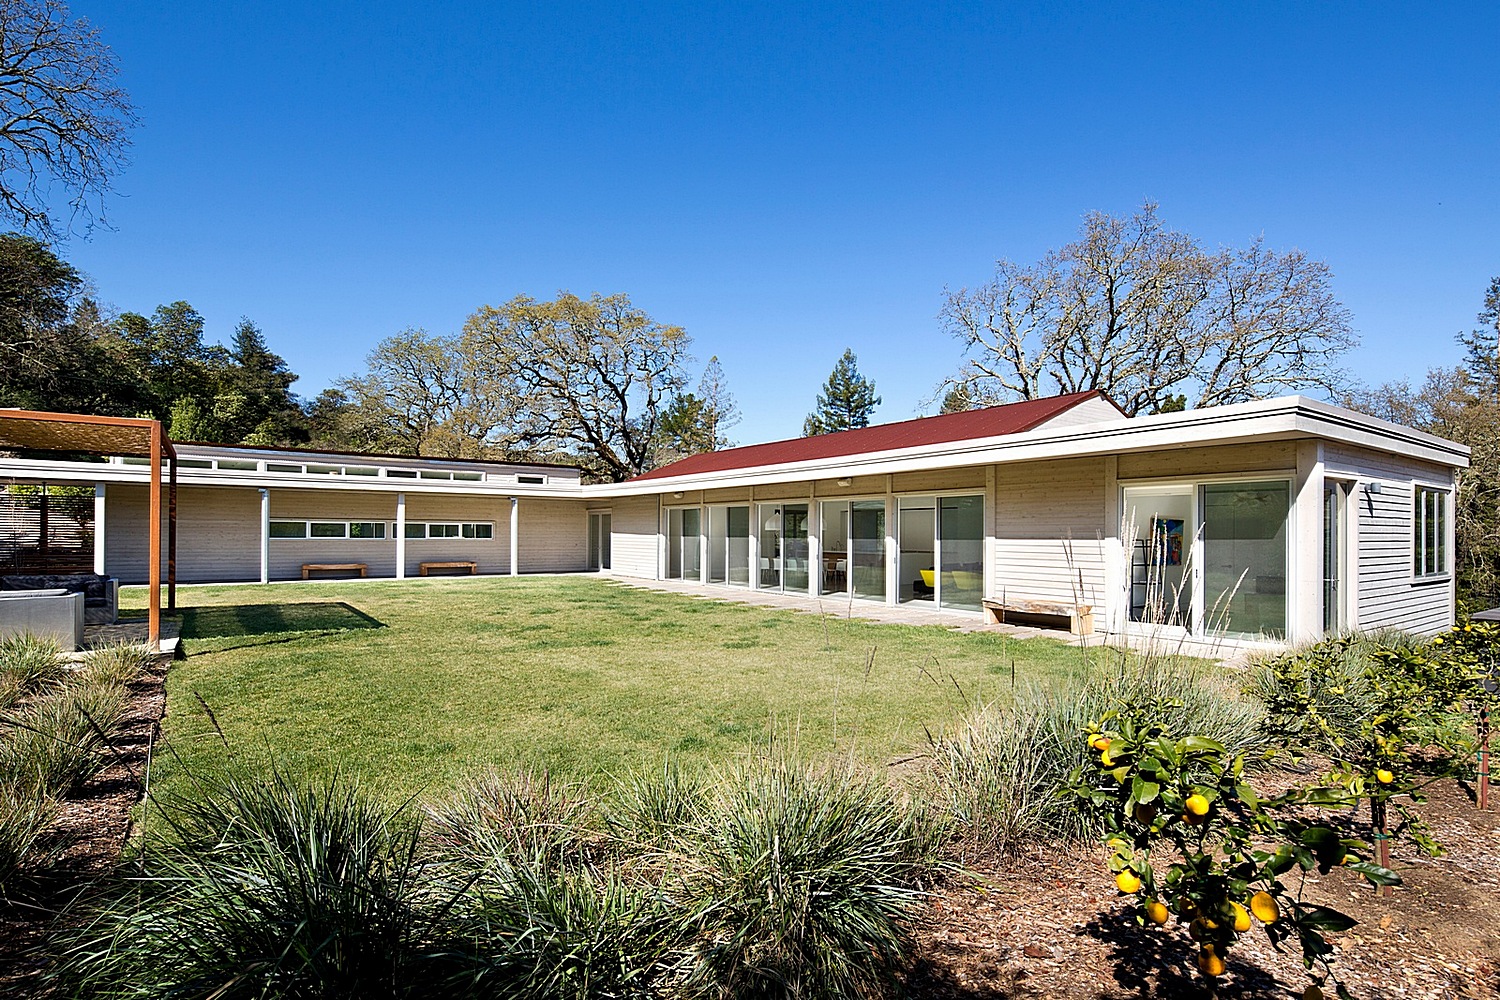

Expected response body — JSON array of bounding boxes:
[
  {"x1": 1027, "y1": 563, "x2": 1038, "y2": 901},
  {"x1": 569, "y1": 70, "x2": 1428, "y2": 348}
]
[
  {"x1": 301, "y1": 562, "x2": 367, "y2": 580},
  {"x1": 419, "y1": 560, "x2": 478, "y2": 576},
  {"x1": 983, "y1": 598, "x2": 1094, "y2": 636}
]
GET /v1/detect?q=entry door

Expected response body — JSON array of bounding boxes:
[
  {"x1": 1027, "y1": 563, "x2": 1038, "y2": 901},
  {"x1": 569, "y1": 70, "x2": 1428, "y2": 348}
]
[
  {"x1": 588, "y1": 512, "x2": 611, "y2": 571},
  {"x1": 1123, "y1": 486, "x2": 1196, "y2": 630}
]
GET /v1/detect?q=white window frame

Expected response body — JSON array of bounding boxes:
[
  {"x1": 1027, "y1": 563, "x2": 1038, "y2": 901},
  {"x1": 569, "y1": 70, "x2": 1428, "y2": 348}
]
[
  {"x1": 1412, "y1": 485, "x2": 1451, "y2": 581},
  {"x1": 269, "y1": 518, "x2": 388, "y2": 540}
]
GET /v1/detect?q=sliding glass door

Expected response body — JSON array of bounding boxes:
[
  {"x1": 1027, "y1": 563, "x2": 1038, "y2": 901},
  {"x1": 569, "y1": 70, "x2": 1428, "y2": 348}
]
[
  {"x1": 898, "y1": 494, "x2": 984, "y2": 611},
  {"x1": 1122, "y1": 480, "x2": 1290, "y2": 638},
  {"x1": 938, "y1": 495, "x2": 984, "y2": 611},
  {"x1": 587, "y1": 511, "x2": 611, "y2": 571},
  {"x1": 666, "y1": 507, "x2": 701, "y2": 582},
  {"x1": 756, "y1": 503, "x2": 808, "y2": 593},
  {"x1": 1202, "y1": 481, "x2": 1289, "y2": 639}
]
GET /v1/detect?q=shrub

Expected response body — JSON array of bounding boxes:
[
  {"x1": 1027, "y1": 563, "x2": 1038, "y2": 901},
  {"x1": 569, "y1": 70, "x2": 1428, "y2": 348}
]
[
  {"x1": 934, "y1": 654, "x2": 1266, "y2": 846},
  {"x1": 0, "y1": 632, "x2": 66, "y2": 694},
  {"x1": 52, "y1": 768, "x2": 475, "y2": 1000},
  {"x1": 0, "y1": 778, "x2": 62, "y2": 898},
  {"x1": 679, "y1": 757, "x2": 930, "y2": 1000},
  {"x1": 0, "y1": 676, "x2": 129, "y2": 796}
]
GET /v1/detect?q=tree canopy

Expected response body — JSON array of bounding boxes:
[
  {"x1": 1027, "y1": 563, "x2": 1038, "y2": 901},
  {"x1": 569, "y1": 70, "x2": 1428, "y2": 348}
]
[
  {"x1": 938, "y1": 203, "x2": 1357, "y2": 416},
  {"x1": 0, "y1": 0, "x2": 136, "y2": 237},
  {"x1": 463, "y1": 292, "x2": 693, "y2": 481},
  {"x1": 804, "y1": 348, "x2": 880, "y2": 436}
]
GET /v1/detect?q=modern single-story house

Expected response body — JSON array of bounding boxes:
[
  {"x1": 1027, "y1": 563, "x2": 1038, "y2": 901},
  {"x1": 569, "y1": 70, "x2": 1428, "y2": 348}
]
[{"x1": 0, "y1": 391, "x2": 1469, "y2": 645}]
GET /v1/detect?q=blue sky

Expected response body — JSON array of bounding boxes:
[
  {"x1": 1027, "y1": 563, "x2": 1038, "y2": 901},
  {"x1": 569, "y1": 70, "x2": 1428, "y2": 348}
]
[{"x1": 56, "y1": 2, "x2": 1500, "y2": 444}]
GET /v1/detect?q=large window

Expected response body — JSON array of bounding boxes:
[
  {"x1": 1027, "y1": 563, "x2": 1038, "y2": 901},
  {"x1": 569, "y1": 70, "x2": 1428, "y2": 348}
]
[
  {"x1": 1414, "y1": 486, "x2": 1449, "y2": 579},
  {"x1": 403, "y1": 522, "x2": 492, "y2": 540}
]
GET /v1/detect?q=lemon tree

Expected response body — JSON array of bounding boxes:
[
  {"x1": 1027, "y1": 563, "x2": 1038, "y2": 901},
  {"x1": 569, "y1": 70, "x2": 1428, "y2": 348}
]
[{"x1": 1070, "y1": 708, "x2": 1398, "y2": 998}]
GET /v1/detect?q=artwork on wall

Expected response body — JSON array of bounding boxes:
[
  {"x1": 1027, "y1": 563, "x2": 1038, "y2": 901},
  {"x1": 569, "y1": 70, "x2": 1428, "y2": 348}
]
[{"x1": 1153, "y1": 516, "x2": 1184, "y2": 567}]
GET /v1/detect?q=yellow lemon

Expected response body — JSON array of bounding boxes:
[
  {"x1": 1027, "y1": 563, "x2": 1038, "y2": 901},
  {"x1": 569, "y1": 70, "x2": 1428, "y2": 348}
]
[
  {"x1": 1100, "y1": 749, "x2": 1115, "y2": 767},
  {"x1": 1376, "y1": 769, "x2": 1394, "y2": 785},
  {"x1": 1303, "y1": 985, "x2": 1324, "y2": 1000},
  {"x1": 1185, "y1": 793, "x2": 1211, "y2": 816},
  {"x1": 1144, "y1": 900, "x2": 1169, "y2": 925},
  {"x1": 1134, "y1": 801, "x2": 1158, "y2": 825},
  {"x1": 1229, "y1": 901, "x2": 1251, "y2": 932},
  {"x1": 1115, "y1": 870, "x2": 1142, "y2": 894},
  {"x1": 1089, "y1": 733, "x2": 1109, "y2": 750},
  {"x1": 1249, "y1": 890, "x2": 1279, "y2": 925},
  {"x1": 1197, "y1": 949, "x2": 1226, "y2": 977}
]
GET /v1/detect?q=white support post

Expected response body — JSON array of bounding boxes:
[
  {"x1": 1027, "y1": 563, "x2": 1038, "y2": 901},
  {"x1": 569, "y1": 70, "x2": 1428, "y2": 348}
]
[
  {"x1": 395, "y1": 493, "x2": 407, "y2": 579},
  {"x1": 807, "y1": 484, "x2": 821, "y2": 598},
  {"x1": 509, "y1": 497, "x2": 519, "y2": 576},
  {"x1": 1293, "y1": 441, "x2": 1325, "y2": 644},
  {"x1": 258, "y1": 489, "x2": 270, "y2": 584},
  {"x1": 93, "y1": 484, "x2": 107, "y2": 575},
  {"x1": 884, "y1": 493, "x2": 898, "y2": 606}
]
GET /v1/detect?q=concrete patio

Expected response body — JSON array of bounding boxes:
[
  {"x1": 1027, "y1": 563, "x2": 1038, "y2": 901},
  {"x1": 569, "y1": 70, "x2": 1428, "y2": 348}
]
[{"x1": 611, "y1": 575, "x2": 1270, "y2": 665}]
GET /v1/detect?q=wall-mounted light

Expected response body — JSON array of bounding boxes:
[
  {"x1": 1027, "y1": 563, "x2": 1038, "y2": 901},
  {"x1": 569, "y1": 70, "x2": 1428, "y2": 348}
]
[
  {"x1": 1362, "y1": 482, "x2": 1383, "y2": 495},
  {"x1": 836, "y1": 478, "x2": 852, "y2": 487},
  {"x1": 672, "y1": 492, "x2": 683, "y2": 499}
]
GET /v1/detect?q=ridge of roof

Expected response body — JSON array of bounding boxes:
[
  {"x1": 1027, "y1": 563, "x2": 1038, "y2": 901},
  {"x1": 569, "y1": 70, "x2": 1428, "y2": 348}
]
[{"x1": 631, "y1": 391, "x2": 1120, "y2": 483}]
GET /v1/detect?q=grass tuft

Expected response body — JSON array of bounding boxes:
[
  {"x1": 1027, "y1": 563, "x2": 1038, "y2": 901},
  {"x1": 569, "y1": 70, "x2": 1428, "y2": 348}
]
[
  {"x1": 1, "y1": 676, "x2": 129, "y2": 797},
  {"x1": 0, "y1": 633, "x2": 66, "y2": 700}
]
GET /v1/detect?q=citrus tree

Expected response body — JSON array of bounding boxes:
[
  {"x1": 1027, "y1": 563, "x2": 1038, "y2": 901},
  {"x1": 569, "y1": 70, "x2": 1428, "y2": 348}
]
[{"x1": 1070, "y1": 708, "x2": 1398, "y2": 997}]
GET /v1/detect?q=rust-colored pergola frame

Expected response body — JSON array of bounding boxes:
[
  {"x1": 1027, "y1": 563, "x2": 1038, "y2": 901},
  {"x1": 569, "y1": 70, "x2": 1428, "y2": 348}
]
[{"x1": 0, "y1": 409, "x2": 177, "y2": 651}]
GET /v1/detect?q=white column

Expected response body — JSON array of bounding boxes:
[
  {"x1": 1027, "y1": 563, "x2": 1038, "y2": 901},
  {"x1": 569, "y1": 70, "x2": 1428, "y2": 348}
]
[
  {"x1": 395, "y1": 493, "x2": 407, "y2": 579},
  {"x1": 807, "y1": 486, "x2": 821, "y2": 598},
  {"x1": 1101, "y1": 457, "x2": 1121, "y2": 635},
  {"x1": 884, "y1": 494, "x2": 898, "y2": 606},
  {"x1": 258, "y1": 489, "x2": 270, "y2": 584},
  {"x1": 983, "y1": 465, "x2": 997, "y2": 605},
  {"x1": 509, "y1": 497, "x2": 519, "y2": 576},
  {"x1": 1292, "y1": 441, "x2": 1325, "y2": 644},
  {"x1": 93, "y1": 483, "x2": 107, "y2": 575}
]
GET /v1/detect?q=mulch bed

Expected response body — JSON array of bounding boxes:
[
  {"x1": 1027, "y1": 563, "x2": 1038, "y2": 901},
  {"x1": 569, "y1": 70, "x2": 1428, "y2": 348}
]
[
  {"x1": 907, "y1": 776, "x2": 1500, "y2": 999},
  {"x1": 0, "y1": 654, "x2": 171, "y2": 996}
]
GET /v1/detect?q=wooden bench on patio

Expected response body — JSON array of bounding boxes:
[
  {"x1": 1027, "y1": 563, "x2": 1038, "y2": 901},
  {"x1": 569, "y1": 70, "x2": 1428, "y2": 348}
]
[
  {"x1": 419, "y1": 560, "x2": 478, "y2": 576},
  {"x1": 301, "y1": 562, "x2": 367, "y2": 580},
  {"x1": 982, "y1": 598, "x2": 1094, "y2": 636}
]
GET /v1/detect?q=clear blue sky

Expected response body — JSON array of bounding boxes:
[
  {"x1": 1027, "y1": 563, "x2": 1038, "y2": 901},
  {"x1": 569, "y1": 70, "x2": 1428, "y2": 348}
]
[{"x1": 57, "y1": 1, "x2": 1500, "y2": 444}]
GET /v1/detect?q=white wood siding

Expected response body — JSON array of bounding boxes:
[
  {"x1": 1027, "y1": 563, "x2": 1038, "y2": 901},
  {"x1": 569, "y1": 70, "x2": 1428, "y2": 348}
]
[
  {"x1": 1117, "y1": 441, "x2": 1296, "y2": 480},
  {"x1": 608, "y1": 495, "x2": 660, "y2": 579},
  {"x1": 516, "y1": 499, "x2": 588, "y2": 573},
  {"x1": 105, "y1": 485, "x2": 261, "y2": 583},
  {"x1": 1325, "y1": 443, "x2": 1455, "y2": 634},
  {"x1": 1037, "y1": 395, "x2": 1125, "y2": 428},
  {"x1": 991, "y1": 458, "x2": 1109, "y2": 609}
]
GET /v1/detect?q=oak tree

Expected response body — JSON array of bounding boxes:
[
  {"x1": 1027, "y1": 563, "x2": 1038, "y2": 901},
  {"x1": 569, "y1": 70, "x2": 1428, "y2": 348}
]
[{"x1": 938, "y1": 203, "x2": 1356, "y2": 416}]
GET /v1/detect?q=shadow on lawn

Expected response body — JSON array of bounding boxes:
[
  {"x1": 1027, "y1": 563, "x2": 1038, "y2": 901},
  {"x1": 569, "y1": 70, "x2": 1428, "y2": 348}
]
[{"x1": 178, "y1": 602, "x2": 385, "y2": 654}]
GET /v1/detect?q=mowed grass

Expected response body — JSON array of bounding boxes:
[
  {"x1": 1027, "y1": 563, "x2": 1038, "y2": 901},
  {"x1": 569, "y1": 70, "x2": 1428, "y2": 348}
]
[{"x1": 133, "y1": 576, "x2": 1088, "y2": 800}]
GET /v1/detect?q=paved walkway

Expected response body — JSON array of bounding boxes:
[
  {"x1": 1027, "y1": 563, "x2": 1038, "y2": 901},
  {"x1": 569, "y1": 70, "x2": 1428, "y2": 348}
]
[
  {"x1": 81, "y1": 616, "x2": 181, "y2": 657},
  {"x1": 610, "y1": 576, "x2": 1273, "y2": 665}
]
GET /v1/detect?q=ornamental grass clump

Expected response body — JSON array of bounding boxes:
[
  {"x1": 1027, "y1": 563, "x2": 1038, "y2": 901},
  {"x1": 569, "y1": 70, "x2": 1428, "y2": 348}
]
[
  {"x1": 52, "y1": 768, "x2": 475, "y2": 1000},
  {"x1": 0, "y1": 777, "x2": 62, "y2": 898},
  {"x1": 608, "y1": 759, "x2": 707, "y2": 845},
  {"x1": 934, "y1": 653, "x2": 1267, "y2": 847},
  {"x1": 1, "y1": 675, "x2": 129, "y2": 797},
  {"x1": 0, "y1": 632, "x2": 66, "y2": 704},
  {"x1": 680, "y1": 757, "x2": 932, "y2": 1000},
  {"x1": 77, "y1": 642, "x2": 153, "y2": 689},
  {"x1": 427, "y1": 767, "x2": 596, "y2": 872}
]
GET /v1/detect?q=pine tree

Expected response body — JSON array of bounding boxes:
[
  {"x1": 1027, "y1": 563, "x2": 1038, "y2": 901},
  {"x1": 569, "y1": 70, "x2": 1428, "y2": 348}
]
[
  {"x1": 697, "y1": 355, "x2": 740, "y2": 448},
  {"x1": 1458, "y1": 276, "x2": 1500, "y2": 399},
  {"x1": 804, "y1": 348, "x2": 880, "y2": 435}
]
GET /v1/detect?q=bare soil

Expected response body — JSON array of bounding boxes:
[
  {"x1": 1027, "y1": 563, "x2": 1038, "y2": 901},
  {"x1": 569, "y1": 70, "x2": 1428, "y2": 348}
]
[{"x1": 906, "y1": 777, "x2": 1500, "y2": 999}]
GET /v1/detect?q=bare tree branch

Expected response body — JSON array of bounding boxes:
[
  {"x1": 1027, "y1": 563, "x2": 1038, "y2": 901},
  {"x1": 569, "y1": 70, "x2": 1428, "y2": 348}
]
[{"x1": 0, "y1": 0, "x2": 135, "y2": 238}]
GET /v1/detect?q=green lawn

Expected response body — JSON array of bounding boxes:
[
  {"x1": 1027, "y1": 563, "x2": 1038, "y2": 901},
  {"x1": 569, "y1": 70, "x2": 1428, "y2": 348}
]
[{"x1": 133, "y1": 576, "x2": 1090, "y2": 800}]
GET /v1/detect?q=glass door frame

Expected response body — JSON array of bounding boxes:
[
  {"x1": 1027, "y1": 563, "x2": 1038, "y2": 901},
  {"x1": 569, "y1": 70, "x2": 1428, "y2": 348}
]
[
  {"x1": 587, "y1": 509, "x2": 611, "y2": 571},
  {"x1": 893, "y1": 490, "x2": 987, "y2": 613},
  {"x1": 1119, "y1": 473, "x2": 1295, "y2": 638}
]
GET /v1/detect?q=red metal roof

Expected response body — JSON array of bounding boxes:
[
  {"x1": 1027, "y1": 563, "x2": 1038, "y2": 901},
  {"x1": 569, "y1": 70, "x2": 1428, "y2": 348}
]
[{"x1": 632, "y1": 391, "x2": 1122, "y2": 482}]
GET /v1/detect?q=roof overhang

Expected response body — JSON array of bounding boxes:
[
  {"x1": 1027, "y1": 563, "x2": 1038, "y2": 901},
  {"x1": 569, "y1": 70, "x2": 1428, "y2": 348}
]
[{"x1": 585, "y1": 396, "x2": 1470, "y2": 497}]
